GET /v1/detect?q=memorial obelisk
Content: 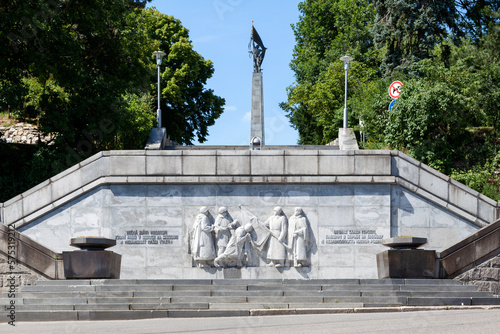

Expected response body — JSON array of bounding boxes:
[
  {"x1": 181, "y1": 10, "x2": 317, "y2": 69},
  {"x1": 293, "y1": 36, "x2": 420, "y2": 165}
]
[{"x1": 249, "y1": 24, "x2": 266, "y2": 149}]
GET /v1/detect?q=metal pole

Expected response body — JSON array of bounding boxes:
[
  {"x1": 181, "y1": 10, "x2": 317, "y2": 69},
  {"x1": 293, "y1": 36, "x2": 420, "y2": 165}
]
[
  {"x1": 157, "y1": 64, "x2": 161, "y2": 129},
  {"x1": 343, "y1": 63, "x2": 348, "y2": 128}
]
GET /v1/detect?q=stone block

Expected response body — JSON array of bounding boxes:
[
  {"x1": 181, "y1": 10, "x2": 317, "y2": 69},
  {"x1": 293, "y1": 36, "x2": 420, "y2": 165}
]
[
  {"x1": 407, "y1": 297, "x2": 471, "y2": 306},
  {"x1": 284, "y1": 185, "x2": 318, "y2": 206},
  {"x1": 476, "y1": 231, "x2": 500, "y2": 261},
  {"x1": 215, "y1": 184, "x2": 251, "y2": 207},
  {"x1": 182, "y1": 151, "x2": 217, "y2": 175},
  {"x1": 377, "y1": 249, "x2": 437, "y2": 279},
  {"x1": 146, "y1": 185, "x2": 183, "y2": 207},
  {"x1": 419, "y1": 168, "x2": 449, "y2": 200},
  {"x1": 318, "y1": 153, "x2": 355, "y2": 175},
  {"x1": 146, "y1": 153, "x2": 182, "y2": 175},
  {"x1": 109, "y1": 155, "x2": 146, "y2": 176},
  {"x1": 477, "y1": 197, "x2": 498, "y2": 225},
  {"x1": 354, "y1": 155, "x2": 391, "y2": 175},
  {"x1": 2, "y1": 199, "x2": 23, "y2": 225},
  {"x1": 449, "y1": 185, "x2": 478, "y2": 216},
  {"x1": 250, "y1": 184, "x2": 285, "y2": 207},
  {"x1": 392, "y1": 156, "x2": 419, "y2": 185},
  {"x1": 63, "y1": 250, "x2": 121, "y2": 279},
  {"x1": 110, "y1": 184, "x2": 147, "y2": 207},
  {"x1": 22, "y1": 181, "x2": 52, "y2": 217},
  {"x1": 440, "y1": 242, "x2": 477, "y2": 277},
  {"x1": 13, "y1": 311, "x2": 79, "y2": 322},
  {"x1": 216, "y1": 151, "x2": 250, "y2": 175},
  {"x1": 285, "y1": 151, "x2": 318, "y2": 175},
  {"x1": 251, "y1": 150, "x2": 285, "y2": 175},
  {"x1": 317, "y1": 184, "x2": 354, "y2": 206},
  {"x1": 354, "y1": 184, "x2": 391, "y2": 207}
]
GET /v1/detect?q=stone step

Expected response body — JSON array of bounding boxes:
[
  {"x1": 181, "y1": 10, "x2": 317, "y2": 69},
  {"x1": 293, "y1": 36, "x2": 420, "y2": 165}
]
[
  {"x1": 32, "y1": 278, "x2": 466, "y2": 286},
  {"x1": 363, "y1": 291, "x2": 494, "y2": 298},
  {"x1": 407, "y1": 297, "x2": 500, "y2": 306},
  {"x1": 323, "y1": 296, "x2": 407, "y2": 305},
  {"x1": 3, "y1": 278, "x2": 496, "y2": 323},
  {"x1": 5, "y1": 289, "x2": 494, "y2": 303}
]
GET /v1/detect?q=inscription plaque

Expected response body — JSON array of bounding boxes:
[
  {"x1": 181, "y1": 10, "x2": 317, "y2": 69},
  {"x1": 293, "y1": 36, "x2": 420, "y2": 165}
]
[
  {"x1": 115, "y1": 229, "x2": 180, "y2": 246},
  {"x1": 321, "y1": 229, "x2": 384, "y2": 245}
]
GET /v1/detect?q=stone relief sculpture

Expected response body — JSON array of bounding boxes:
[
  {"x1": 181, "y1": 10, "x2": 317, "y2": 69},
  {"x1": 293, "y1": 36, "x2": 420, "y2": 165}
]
[
  {"x1": 288, "y1": 207, "x2": 311, "y2": 267},
  {"x1": 214, "y1": 222, "x2": 254, "y2": 268},
  {"x1": 264, "y1": 207, "x2": 288, "y2": 268},
  {"x1": 189, "y1": 206, "x2": 314, "y2": 269},
  {"x1": 190, "y1": 207, "x2": 216, "y2": 268},
  {"x1": 214, "y1": 207, "x2": 237, "y2": 257}
]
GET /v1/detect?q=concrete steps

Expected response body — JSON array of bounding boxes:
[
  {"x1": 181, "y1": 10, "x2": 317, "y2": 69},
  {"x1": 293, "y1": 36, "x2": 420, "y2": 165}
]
[{"x1": 2, "y1": 279, "x2": 500, "y2": 322}]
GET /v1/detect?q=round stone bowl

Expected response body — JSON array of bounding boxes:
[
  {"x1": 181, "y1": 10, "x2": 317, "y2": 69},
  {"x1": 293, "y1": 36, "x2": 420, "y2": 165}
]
[
  {"x1": 381, "y1": 236, "x2": 427, "y2": 249},
  {"x1": 70, "y1": 237, "x2": 116, "y2": 251}
]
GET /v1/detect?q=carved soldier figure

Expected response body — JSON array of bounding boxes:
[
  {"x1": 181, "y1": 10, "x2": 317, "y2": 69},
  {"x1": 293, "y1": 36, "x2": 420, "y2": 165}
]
[
  {"x1": 249, "y1": 24, "x2": 266, "y2": 73},
  {"x1": 264, "y1": 206, "x2": 288, "y2": 267},
  {"x1": 288, "y1": 207, "x2": 311, "y2": 267},
  {"x1": 190, "y1": 206, "x2": 216, "y2": 268},
  {"x1": 214, "y1": 221, "x2": 254, "y2": 268},
  {"x1": 214, "y1": 207, "x2": 237, "y2": 256}
]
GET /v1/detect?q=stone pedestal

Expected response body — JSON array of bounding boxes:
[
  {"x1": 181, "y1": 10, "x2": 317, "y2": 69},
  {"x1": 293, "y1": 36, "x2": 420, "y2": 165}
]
[
  {"x1": 250, "y1": 72, "x2": 264, "y2": 146},
  {"x1": 338, "y1": 128, "x2": 359, "y2": 150},
  {"x1": 376, "y1": 237, "x2": 436, "y2": 279},
  {"x1": 62, "y1": 237, "x2": 121, "y2": 279}
]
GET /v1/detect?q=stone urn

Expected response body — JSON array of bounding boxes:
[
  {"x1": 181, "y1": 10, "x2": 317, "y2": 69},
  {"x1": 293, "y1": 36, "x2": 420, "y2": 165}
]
[
  {"x1": 62, "y1": 237, "x2": 121, "y2": 279},
  {"x1": 376, "y1": 237, "x2": 437, "y2": 279}
]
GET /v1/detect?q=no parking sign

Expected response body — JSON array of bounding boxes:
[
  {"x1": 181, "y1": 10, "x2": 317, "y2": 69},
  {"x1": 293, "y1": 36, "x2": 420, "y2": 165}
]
[{"x1": 389, "y1": 81, "x2": 403, "y2": 99}]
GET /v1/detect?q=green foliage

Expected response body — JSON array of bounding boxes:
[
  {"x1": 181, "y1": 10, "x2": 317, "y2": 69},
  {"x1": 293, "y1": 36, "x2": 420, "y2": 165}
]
[
  {"x1": 143, "y1": 9, "x2": 225, "y2": 144},
  {"x1": 116, "y1": 92, "x2": 156, "y2": 149},
  {"x1": 283, "y1": 0, "x2": 378, "y2": 144},
  {"x1": 451, "y1": 152, "x2": 500, "y2": 201},
  {"x1": 372, "y1": 0, "x2": 457, "y2": 75},
  {"x1": 284, "y1": 0, "x2": 500, "y2": 200},
  {"x1": 0, "y1": 2, "x2": 225, "y2": 201}
]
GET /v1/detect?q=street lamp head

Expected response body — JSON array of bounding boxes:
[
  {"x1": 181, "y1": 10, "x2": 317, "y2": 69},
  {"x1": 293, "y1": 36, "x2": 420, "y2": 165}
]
[
  {"x1": 340, "y1": 55, "x2": 354, "y2": 70},
  {"x1": 153, "y1": 51, "x2": 166, "y2": 65}
]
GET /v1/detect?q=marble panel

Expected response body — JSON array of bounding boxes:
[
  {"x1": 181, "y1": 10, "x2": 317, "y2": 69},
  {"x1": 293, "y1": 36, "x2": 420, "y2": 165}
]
[
  {"x1": 146, "y1": 185, "x2": 183, "y2": 207},
  {"x1": 317, "y1": 184, "x2": 354, "y2": 207},
  {"x1": 147, "y1": 206, "x2": 183, "y2": 227},
  {"x1": 110, "y1": 185, "x2": 147, "y2": 207}
]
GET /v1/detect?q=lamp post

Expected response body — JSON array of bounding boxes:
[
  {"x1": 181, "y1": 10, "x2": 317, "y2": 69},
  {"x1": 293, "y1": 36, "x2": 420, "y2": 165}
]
[
  {"x1": 153, "y1": 51, "x2": 166, "y2": 129},
  {"x1": 340, "y1": 56, "x2": 353, "y2": 129}
]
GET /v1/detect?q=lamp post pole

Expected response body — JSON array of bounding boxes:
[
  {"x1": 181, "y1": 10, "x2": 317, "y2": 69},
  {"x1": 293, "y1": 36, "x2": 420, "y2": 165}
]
[
  {"x1": 340, "y1": 56, "x2": 353, "y2": 129},
  {"x1": 153, "y1": 51, "x2": 166, "y2": 129}
]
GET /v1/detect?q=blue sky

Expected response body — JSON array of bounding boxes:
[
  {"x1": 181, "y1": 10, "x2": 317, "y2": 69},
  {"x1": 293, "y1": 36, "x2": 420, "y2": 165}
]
[{"x1": 149, "y1": 0, "x2": 302, "y2": 145}]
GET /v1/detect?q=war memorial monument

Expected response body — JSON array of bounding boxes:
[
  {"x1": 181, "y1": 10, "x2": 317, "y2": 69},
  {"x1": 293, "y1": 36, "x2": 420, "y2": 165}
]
[{"x1": 1, "y1": 26, "x2": 500, "y2": 322}]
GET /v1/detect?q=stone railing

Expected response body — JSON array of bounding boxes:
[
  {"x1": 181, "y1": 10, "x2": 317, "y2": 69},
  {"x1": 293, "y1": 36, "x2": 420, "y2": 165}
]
[
  {"x1": 1, "y1": 149, "x2": 498, "y2": 229},
  {"x1": 0, "y1": 123, "x2": 53, "y2": 144},
  {"x1": 438, "y1": 218, "x2": 500, "y2": 295},
  {"x1": 0, "y1": 224, "x2": 64, "y2": 290}
]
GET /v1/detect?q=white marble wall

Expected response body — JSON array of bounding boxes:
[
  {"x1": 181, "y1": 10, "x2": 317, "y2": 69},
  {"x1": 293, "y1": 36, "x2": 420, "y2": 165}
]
[{"x1": 19, "y1": 183, "x2": 478, "y2": 279}]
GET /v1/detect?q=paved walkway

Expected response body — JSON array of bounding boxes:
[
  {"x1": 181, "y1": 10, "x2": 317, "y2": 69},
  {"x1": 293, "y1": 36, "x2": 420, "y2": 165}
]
[{"x1": 2, "y1": 309, "x2": 500, "y2": 334}]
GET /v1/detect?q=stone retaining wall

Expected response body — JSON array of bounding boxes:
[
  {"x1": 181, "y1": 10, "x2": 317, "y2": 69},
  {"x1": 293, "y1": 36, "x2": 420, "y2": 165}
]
[
  {"x1": 0, "y1": 255, "x2": 48, "y2": 292},
  {"x1": 455, "y1": 254, "x2": 500, "y2": 296},
  {"x1": 0, "y1": 123, "x2": 53, "y2": 144}
]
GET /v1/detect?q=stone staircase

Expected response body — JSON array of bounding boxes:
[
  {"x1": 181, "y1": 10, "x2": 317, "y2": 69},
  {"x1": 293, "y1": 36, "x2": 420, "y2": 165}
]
[{"x1": 2, "y1": 279, "x2": 500, "y2": 322}]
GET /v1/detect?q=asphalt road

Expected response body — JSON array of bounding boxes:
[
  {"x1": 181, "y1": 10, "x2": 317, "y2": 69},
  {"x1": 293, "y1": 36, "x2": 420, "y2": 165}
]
[{"x1": 2, "y1": 309, "x2": 500, "y2": 334}]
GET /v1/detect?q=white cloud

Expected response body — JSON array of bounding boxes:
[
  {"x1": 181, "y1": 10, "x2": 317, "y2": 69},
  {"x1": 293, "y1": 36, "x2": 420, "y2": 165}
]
[
  {"x1": 224, "y1": 105, "x2": 238, "y2": 111},
  {"x1": 243, "y1": 111, "x2": 251, "y2": 122}
]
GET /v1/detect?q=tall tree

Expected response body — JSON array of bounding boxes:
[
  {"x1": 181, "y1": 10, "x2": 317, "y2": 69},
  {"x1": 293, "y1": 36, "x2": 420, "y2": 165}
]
[
  {"x1": 140, "y1": 9, "x2": 225, "y2": 144},
  {"x1": 0, "y1": 1, "x2": 225, "y2": 201},
  {"x1": 281, "y1": 0, "x2": 377, "y2": 144},
  {"x1": 455, "y1": 0, "x2": 500, "y2": 42},
  {"x1": 371, "y1": 0, "x2": 457, "y2": 75}
]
